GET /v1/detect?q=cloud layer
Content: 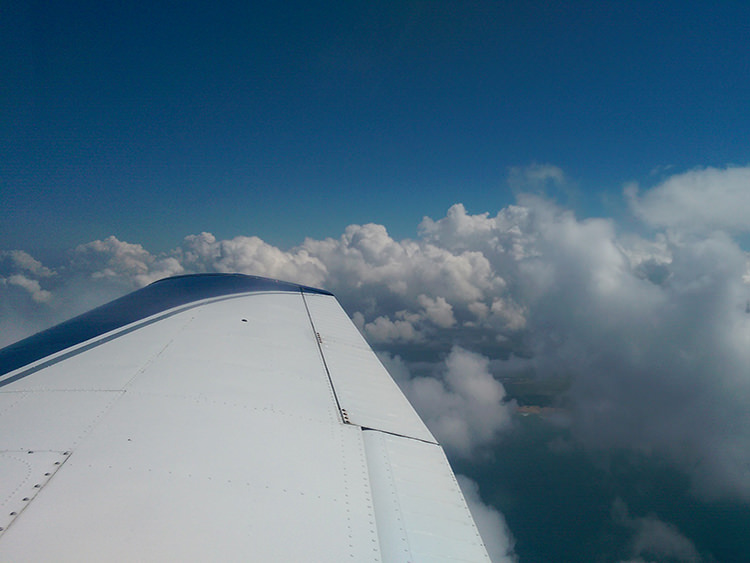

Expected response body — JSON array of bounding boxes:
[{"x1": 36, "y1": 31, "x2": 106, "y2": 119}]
[{"x1": 3, "y1": 165, "x2": 750, "y2": 560}]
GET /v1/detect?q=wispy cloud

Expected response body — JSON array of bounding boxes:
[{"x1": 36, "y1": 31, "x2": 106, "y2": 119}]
[
  {"x1": 627, "y1": 165, "x2": 750, "y2": 233},
  {"x1": 613, "y1": 498, "x2": 704, "y2": 562},
  {"x1": 458, "y1": 475, "x2": 518, "y2": 563}
]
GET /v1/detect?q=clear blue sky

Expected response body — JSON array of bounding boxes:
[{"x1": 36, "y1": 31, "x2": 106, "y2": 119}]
[{"x1": 3, "y1": 0, "x2": 749, "y2": 254}]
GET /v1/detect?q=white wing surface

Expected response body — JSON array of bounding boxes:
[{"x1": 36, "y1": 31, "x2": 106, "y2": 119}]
[{"x1": 0, "y1": 274, "x2": 490, "y2": 561}]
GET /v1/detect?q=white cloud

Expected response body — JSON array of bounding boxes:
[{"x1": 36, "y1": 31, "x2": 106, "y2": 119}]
[
  {"x1": 489, "y1": 298, "x2": 526, "y2": 331},
  {"x1": 628, "y1": 165, "x2": 750, "y2": 232},
  {"x1": 4, "y1": 165, "x2": 750, "y2": 506},
  {"x1": 180, "y1": 232, "x2": 328, "y2": 287},
  {"x1": 7, "y1": 274, "x2": 52, "y2": 303},
  {"x1": 1, "y1": 250, "x2": 55, "y2": 277},
  {"x1": 363, "y1": 313, "x2": 422, "y2": 343},
  {"x1": 457, "y1": 475, "x2": 517, "y2": 563},
  {"x1": 419, "y1": 202, "x2": 534, "y2": 261},
  {"x1": 400, "y1": 346, "x2": 514, "y2": 459},
  {"x1": 417, "y1": 294, "x2": 456, "y2": 328},
  {"x1": 468, "y1": 300, "x2": 489, "y2": 320},
  {"x1": 73, "y1": 236, "x2": 185, "y2": 288},
  {"x1": 0, "y1": 250, "x2": 56, "y2": 305}
]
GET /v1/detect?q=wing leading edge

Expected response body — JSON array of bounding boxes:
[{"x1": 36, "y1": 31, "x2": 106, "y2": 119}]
[{"x1": 0, "y1": 274, "x2": 490, "y2": 561}]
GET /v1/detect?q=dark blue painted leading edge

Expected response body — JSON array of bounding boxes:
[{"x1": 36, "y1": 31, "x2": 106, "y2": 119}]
[{"x1": 0, "y1": 273, "x2": 332, "y2": 379}]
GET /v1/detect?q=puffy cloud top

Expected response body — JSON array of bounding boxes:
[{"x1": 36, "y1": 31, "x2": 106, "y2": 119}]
[
  {"x1": 180, "y1": 232, "x2": 328, "y2": 287},
  {"x1": 74, "y1": 236, "x2": 184, "y2": 288},
  {"x1": 628, "y1": 165, "x2": 750, "y2": 232},
  {"x1": 3, "y1": 165, "x2": 750, "y2": 507},
  {"x1": 398, "y1": 346, "x2": 514, "y2": 459},
  {"x1": 0, "y1": 250, "x2": 56, "y2": 304}
]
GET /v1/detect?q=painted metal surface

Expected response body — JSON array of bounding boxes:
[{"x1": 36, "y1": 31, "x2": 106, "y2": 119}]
[
  {"x1": 304, "y1": 292, "x2": 436, "y2": 443},
  {"x1": 0, "y1": 275, "x2": 489, "y2": 561},
  {"x1": 363, "y1": 431, "x2": 491, "y2": 562},
  {"x1": 0, "y1": 451, "x2": 69, "y2": 534},
  {"x1": 0, "y1": 273, "x2": 331, "y2": 380}
]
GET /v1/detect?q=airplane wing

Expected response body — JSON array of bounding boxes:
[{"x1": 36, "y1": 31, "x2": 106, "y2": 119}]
[{"x1": 0, "y1": 274, "x2": 491, "y2": 561}]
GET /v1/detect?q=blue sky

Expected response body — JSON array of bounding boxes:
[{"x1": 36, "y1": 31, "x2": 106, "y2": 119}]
[{"x1": 4, "y1": 1, "x2": 749, "y2": 254}]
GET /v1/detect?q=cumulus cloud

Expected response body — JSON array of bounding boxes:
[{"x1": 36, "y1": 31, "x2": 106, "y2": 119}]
[
  {"x1": 1, "y1": 250, "x2": 55, "y2": 278},
  {"x1": 73, "y1": 236, "x2": 185, "y2": 288},
  {"x1": 489, "y1": 298, "x2": 526, "y2": 331},
  {"x1": 3, "y1": 164, "x2": 750, "y2": 510},
  {"x1": 627, "y1": 165, "x2": 750, "y2": 232},
  {"x1": 518, "y1": 214, "x2": 750, "y2": 501},
  {"x1": 179, "y1": 232, "x2": 328, "y2": 287},
  {"x1": 6, "y1": 274, "x2": 52, "y2": 303},
  {"x1": 417, "y1": 294, "x2": 456, "y2": 328},
  {"x1": 396, "y1": 346, "x2": 514, "y2": 459},
  {"x1": 0, "y1": 250, "x2": 55, "y2": 303},
  {"x1": 457, "y1": 475, "x2": 517, "y2": 563},
  {"x1": 0, "y1": 251, "x2": 59, "y2": 343},
  {"x1": 304, "y1": 221, "x2": 503, "y2": 308},
  {"x1": 363, "y1": 312, "x2": 422, "y2": 343}
]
